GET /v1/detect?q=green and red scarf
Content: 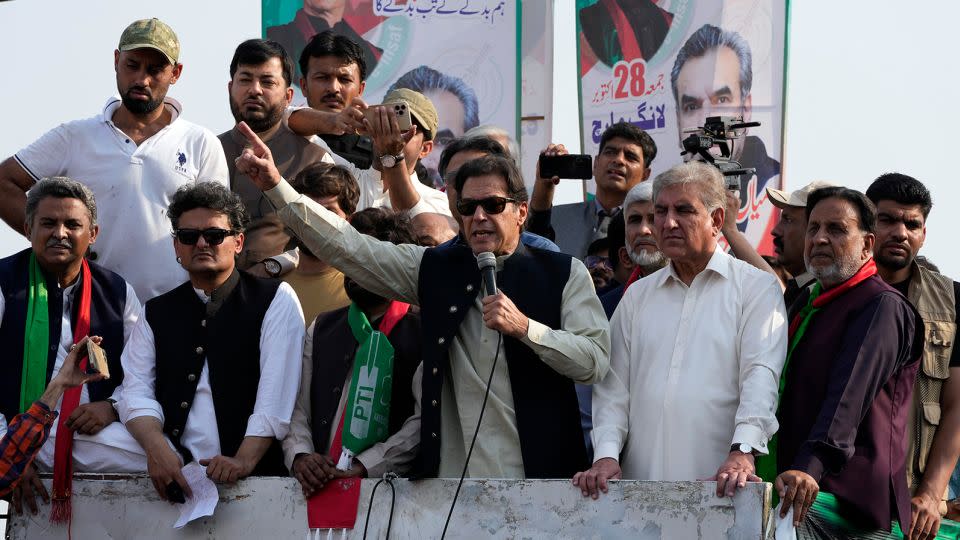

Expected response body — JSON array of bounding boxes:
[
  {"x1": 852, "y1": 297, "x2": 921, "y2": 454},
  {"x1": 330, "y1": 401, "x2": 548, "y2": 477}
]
[
  {"x1": 755, "y1": 259, "x2": 878, "y2": 485},
  {"x1": 21, "y1": 254, "x2": 93, "y2": 526}
]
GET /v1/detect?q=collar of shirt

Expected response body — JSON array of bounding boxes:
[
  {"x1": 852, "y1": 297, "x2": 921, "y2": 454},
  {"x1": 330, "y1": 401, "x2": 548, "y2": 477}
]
[
  {"x1": 230, "y1": 121, "x2": 283, "y2": 145},
  {"x1": 656, "y1": 246, "x2": 732, "y2": 288},
  {"x1": 793, "y1": 271, "x2": 817, "y2": 289},
  {"x1": 593, "y1": 198, "x2": 621, "y2": 218},
  {"x1": 100, "y1": 96, "x2": 183, "y2": 125}
]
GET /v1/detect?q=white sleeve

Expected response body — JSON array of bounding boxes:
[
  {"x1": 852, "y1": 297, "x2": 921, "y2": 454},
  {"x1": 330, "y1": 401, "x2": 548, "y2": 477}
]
[
  {"x1": 590, "y1": 286, "x2": 634, "y2": 463},
  {"x1": 121, "y1": 282, "x2": 141, "y2": 345},
  {"x1": 731, "y1": 273, "x2": 788, "y2": 455},
  {"x1": 197, "y1": 129, "x2": 229, "y2": 187},
  {"x1": 282, "y1": 319, "x2": 317, "y2": 470},
  {"x1": 245, "y1": 282, "x2": 305, "y2": 439},
  {"x1": 14, "y1": 122, "x2": 74, "y2": 182},
  {"x1": 116, "y1": 306, "x2": 164, "y2": 424}
]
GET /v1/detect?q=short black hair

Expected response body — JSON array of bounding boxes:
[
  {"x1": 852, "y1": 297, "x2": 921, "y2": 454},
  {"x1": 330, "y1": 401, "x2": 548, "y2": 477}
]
[
  {"x1": 806, "y1": 186, "x2": 877, "y2": 234},
  {"x1": 438, "y1": 136, "x2": 507, "y2": 179},
  {"x1": 289, "y1": 163, "x2": 360, "y2": 216},
  {"x1": 168, "y1": 182, "x2": 249, "y2": 232},
  {"x1": 671, "y1": 24, "x2": 753, "y2": 104},
  {"x1": 349, "y1": 207, "x2": 416, "y2": 245},
  {"x1": 229, "y1": 39, "x2": 295, "y2": 88},
  {"x1": 299, "y1": 30, "x2": 368, "y2": 81},
  {"x1": 866, "y1": 173, "x2": 933, "y2": 218},
  {"x1": 454, "y1": 155, "x2": 527, "y2": 203},
  {"x1": 599, "y1": 122, "x2": 658, "y2": 167},
  {"x1": 605, "y1": 212, "x2": 626, "y2": 271}
]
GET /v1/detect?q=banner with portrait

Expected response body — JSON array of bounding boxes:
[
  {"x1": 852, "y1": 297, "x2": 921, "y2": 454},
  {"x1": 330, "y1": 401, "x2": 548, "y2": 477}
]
[
  {"x1": 262, "y1": 0, "x2": 520, "y2": 188},
  {"x1": 577, "y1": 0, "x2": 787, "y2": 254}
]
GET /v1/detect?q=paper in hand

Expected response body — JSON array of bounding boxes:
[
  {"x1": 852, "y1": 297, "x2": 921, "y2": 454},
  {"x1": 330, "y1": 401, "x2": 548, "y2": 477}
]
[{"x1": 173, "y1": 462, "x2": 219, "y2": 529}]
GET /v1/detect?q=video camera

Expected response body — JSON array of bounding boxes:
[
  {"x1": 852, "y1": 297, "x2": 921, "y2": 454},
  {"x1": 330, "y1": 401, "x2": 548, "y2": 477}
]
[{"x1": 681, "y1": 116, "x2": 760, "y2": 190}]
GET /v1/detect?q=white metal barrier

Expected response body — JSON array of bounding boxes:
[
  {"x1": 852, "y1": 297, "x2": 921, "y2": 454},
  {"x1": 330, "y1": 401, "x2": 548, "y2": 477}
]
[{"x1": 6, "y1": 475, "x2": 771, "y2": 539}]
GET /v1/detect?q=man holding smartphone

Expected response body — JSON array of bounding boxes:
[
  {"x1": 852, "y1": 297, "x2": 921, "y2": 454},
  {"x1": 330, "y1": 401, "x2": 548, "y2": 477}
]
[{"x1": 528, "y1": 122, "x2": 657, "y2": 260}]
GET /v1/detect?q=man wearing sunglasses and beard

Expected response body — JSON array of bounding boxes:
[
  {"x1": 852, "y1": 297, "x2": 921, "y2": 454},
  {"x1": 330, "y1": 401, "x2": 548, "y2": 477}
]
[
  {"x1": 117, "y1": 182, "x2": 304, "y2": 500},
  {"x1": 236, "y1": 121, "x2": 609, "y2": 480}
]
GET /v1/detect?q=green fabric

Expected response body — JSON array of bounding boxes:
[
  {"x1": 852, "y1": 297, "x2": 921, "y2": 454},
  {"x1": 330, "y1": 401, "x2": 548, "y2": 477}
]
[
  {"x1": 802, "y1": 491, "x2": 960, "y2": 539},
  {"x1": 19, "y1": 253, "x2": 49, "y2": 413},
  {"x1": 756, "y1": 282, "x2": 824, "y2": 488},
  {"x1": 339, "y1": 303, "x2": 395, "y2": 463}
]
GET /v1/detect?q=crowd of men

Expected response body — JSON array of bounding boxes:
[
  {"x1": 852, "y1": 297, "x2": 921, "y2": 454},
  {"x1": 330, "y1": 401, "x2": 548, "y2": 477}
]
[{"x1": 0, "y1": 17, "x2": 957, "y2": 540}]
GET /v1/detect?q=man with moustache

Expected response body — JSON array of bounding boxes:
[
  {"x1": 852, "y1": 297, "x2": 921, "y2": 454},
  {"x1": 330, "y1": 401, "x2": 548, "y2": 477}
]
[
  {"x1": 769, "y1": 187, "x2": 923, "y2": 535},
  {"x1": 767, "y1": 181, "x2": 837, "y2": 306},
  {"x1": 284, "y1": 208, "x2": 422, "y2": 495},
  {"x1": 218, "y1": 39, "x2": 332, "y2": 276},
  {"x1": 0, "y1": 19, "x2": 228, "y2": 301},
  {"x1": 236, "y1": 124, "x2": 609, "y2": 479},
  {"x1": 598, "y1": 181, "x2": 666, "y2": 318},
  {"x1": 0, "y1": 178, "x2": 144, "y2": 516},
  {"x1": 528, "y1": 122, "x2": 657, "y2": 259},
  {"x1": 866, "y1": 174, "x2": 960, "y2": 540},
  {"x1": 284, "y1": 33, "x2": 450, "y2": 219}
]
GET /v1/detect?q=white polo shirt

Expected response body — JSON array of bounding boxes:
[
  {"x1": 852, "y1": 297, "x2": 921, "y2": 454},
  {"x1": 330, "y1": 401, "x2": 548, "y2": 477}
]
[{"x1": 15, "y1": 97, "x2": 229, "y2": 302}]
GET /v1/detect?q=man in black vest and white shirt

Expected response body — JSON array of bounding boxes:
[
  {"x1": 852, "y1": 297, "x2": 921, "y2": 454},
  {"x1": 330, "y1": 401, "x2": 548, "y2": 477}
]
[
  {"x1": 0, "y1": 177, "x2": 143, "y2": 514},
  {"x1": 118, "y1": 182, "x2": 303, "y2": 499},
  {"x1": 236, "y1": 122, "x2": 609, "y2": 479}
]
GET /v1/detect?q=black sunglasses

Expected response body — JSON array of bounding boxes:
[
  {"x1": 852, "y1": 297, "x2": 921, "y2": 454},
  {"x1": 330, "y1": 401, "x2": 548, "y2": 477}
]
[
  {"x1": 456, "y1": 196, "x2": 518, "y2": 216},
  {"x1": 173, "y1": 228, "x2": 237, "y2": 246}
]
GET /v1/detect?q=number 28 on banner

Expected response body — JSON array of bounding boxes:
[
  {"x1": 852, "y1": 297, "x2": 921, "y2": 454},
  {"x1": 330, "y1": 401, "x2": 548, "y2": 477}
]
[
  {"x1": 613, "y1": 59, "x2": 646, "y2": 100},
  {"x1": 592, "y1": 59, "x2": 665, "y2": 105}
]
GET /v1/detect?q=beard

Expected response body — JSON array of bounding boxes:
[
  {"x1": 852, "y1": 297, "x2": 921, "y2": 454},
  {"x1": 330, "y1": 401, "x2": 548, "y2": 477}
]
[
  {"x1": 627, "y1": 237, "x2": 666, "y2": 271},
  {"x1": 806, "y1": 249, "x2": 864, "y2": 288},
  {"x1": 121, "y1": 86, "x2": 163, "y2": 115},
  {"x1": 344, "y1": 276, "x2": 388, "y2": 312},
  {"x1": 230, "y1": 98, "x2": 284, "y2": 133}
]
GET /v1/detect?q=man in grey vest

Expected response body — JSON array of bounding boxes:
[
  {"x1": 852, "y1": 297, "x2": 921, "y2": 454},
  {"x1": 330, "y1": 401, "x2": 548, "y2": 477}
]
[
  {"x1": 867, "y1": 174, "x2": 960, "y2": 540},
  {"x1": 235, "y1": 123, "x2": 610, "y2": 479},
  {"x1": 219, "y1": 39, "x2": 332, "y2": 277}
]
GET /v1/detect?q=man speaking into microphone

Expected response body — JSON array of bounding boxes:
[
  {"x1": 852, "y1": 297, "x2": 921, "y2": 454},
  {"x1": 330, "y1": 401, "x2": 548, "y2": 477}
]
[{"x1": 234, "y1": 121, "x2": 609, "y2": 479}]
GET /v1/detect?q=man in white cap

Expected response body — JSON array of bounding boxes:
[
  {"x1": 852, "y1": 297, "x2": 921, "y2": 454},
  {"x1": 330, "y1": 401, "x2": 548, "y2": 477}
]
[
  {"x1": 0, "y1": 18, "x2": 229, "y2": 302},
  {"x1": 766, "y1": 180, "x2": 836, "y2": 306}
]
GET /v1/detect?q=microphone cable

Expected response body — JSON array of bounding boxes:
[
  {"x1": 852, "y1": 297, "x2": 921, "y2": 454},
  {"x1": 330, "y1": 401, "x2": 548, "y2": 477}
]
[{"x1": 439, "y1": 331, "x2": 503, "y2": 540}]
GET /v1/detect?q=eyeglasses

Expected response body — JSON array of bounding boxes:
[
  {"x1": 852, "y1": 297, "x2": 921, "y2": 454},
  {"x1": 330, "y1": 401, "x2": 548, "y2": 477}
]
[
  {"x1": 456, "y1": 196, "x2": 518, "y2": 216},
  {"x1": 173, "y1": 228, "x2": 237, "y2": 246},
  {"x1": 584, "y1": 255, "x2": 612, "y2": 271}
]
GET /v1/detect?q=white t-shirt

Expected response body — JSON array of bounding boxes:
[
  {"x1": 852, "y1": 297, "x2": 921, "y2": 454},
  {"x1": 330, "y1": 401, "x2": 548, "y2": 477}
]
[{"x1": 15, "y1": 97, "x2": 229, "y2": 302}]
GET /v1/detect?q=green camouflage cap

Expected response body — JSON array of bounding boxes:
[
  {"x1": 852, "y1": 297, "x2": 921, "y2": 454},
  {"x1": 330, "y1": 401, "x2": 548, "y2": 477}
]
[
  {"x1": 383, "y1": 88, "x2": 439, "y2": 141},
  {"x1": 118, "y1": 18, "x2": 180, "y2": 66}
]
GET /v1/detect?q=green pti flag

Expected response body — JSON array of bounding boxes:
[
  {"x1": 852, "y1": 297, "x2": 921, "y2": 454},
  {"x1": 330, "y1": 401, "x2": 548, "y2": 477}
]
[{"x1": 336, "y1": 303, "x2": 395, "y2": 470}]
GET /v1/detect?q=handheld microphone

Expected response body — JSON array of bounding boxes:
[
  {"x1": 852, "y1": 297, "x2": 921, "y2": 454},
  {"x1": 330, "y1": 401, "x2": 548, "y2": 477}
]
[{"x1": 477, "y1": 252, "x2": 497, "y2": 296}]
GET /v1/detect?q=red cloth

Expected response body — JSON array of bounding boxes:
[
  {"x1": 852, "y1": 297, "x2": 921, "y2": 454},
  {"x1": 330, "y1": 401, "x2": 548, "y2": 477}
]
[
  {"x1": 306, "y1": 301, "x2": 410, "y2": 529},
  {"x1": 50, "y1": 259, "x2": 92, "y2": 525},
  {"x1": 788, "y1": 259, "x2": 878, "y2": 337}
]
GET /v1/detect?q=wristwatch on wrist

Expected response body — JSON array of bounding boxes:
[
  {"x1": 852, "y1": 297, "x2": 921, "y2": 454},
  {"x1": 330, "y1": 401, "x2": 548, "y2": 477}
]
[
  {"x1": 732, "y1": 443, "x2": 757, "y2": 455},
  {"x1": 262, "y1": 258, "x2": 282, "y2": 278},
  {"x1": 379, "y1": 151, "x2": 405, "y2": 169}
]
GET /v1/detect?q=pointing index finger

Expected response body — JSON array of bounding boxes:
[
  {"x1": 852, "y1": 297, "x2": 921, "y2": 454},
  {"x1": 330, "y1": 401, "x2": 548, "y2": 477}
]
[{"x1": 237, "y1": 121, "x2": 269, "y2": 154}]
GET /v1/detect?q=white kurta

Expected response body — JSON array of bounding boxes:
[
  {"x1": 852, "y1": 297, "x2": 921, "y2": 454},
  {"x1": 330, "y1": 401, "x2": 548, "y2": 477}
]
[{"x1": 592, "y1": 248, "x2": 787, "y2": 481}]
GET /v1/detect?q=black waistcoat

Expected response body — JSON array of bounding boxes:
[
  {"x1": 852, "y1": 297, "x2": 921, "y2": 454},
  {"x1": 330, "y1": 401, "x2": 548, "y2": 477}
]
[
  {"x1": 309, "y1": 305, "x2": 421, "y2": 454},
  {"x1": 0, "y1": 248, "x2": 127, "y2": 421},
  {"x1": 414, "y1": 239, "x2": 588, "y2": 478},
  {"x1": 145, "y1": 271, "x2": 286, "y2": 476}
]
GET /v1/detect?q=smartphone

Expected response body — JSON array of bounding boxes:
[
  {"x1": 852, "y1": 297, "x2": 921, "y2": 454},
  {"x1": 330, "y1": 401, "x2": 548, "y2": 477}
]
[
  {"x1": 539, "y1": 154, "x2": 593, "y2": 180},
  {"x1": 85, "y1": 339, "x2": 111, "y2": 379},
  {"x1": 365, "y1": 101, "x2": 413, "y2": 131}
]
